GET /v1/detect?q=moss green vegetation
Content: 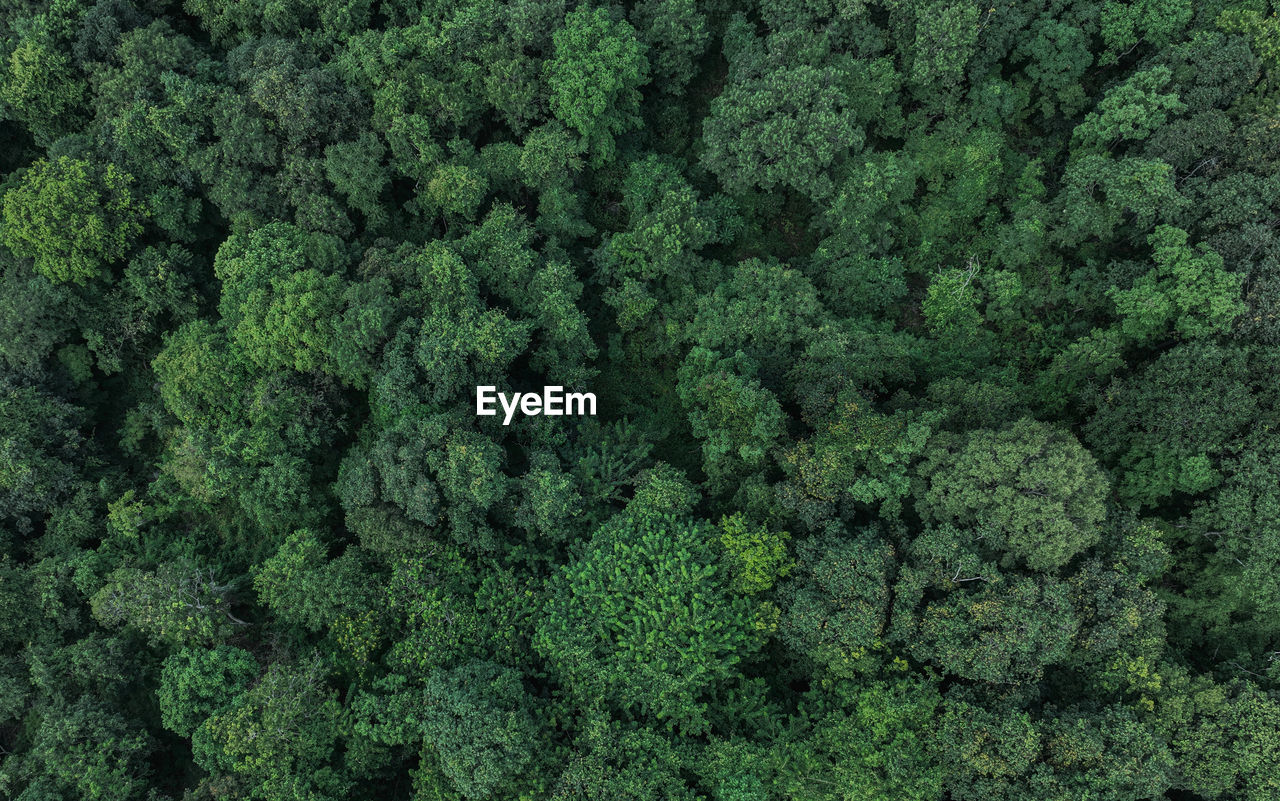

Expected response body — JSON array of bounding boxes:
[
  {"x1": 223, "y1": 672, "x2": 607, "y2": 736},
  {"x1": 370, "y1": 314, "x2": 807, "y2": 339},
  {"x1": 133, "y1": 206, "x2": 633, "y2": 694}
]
[{"x1": 2, "y1": 1, "x2": 1280, "y2": 799}]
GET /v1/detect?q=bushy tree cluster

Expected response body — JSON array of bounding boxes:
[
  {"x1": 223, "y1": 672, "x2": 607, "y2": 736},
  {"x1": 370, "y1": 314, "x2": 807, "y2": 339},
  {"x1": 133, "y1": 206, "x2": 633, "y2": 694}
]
[{"x1": 2, "y1": 0, "x2": 1279, "y2": 798}]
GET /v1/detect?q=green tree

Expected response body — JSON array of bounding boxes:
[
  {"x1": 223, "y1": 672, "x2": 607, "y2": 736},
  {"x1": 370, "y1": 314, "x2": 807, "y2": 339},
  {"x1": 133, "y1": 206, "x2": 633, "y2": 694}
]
[
  {"x1": 676, "y1": 347, "x2": 785, "y2": 489},
  {"x1": 778, "y1": 677, "x2": 944, "y2": 801},
  {"x1": 629, "y1": 0, "x2": 708, "y2": 93},
  {"x1": 1109, "y1": 225, "x2": 1243, "y2": 344},
  {"x1": 893, "y1": 529, "x2": 1079, "y2": 683},
  {"x1": 419, "y1": 660, "x2": 541, "y2": 799},
  {"x1": 1056, "y1": 154, "x2": 1185, "y2": 247},
  {"x1": 1157, "y1": 672, "x2": 1280, "y2": 801},
  {"x1": 908, "y1": 1, "x2": 980, "y2": 89},
  {"x1": 1084, "y1": 344, "x2": 1263, "y2": 507},
  {"x1": 701, "y1": 17, "x2": 864, "y2": 200},
  {"x1": 213, "y1": 223, "x2": 369, "y2": 379},
  {"x1": 0, "y1": 33, "x2": 86, "y2": 144},
  {"x1": 1178, "y1": 427, "x2": 1280, "y2": 655},
  {"x1": 1072, "y1": 66, "x2": 1186, "y2": 152},
  {"x1": 938, "y1": 689, "x2": 1041, "y2": 796},
  {"x1": 324, "y1": 132, "x2": 390, "y2": 228},
  {"x1": 193, "y1": 659, "x2": 350, "y2": 801},
  {"x1": 715, "y1": 513, "x2": 792, "y2": 596},
  {"x1": 159, "y1": 646, "x2": 260, "y2": 737},
  {"x1": 0, "y1": 697, "x2": 151, "y2": 801},
  {"x1": 1100, "y1": 0, "x2": 1192, "y2": 63},
  {"x1": 535, "y1": 508, "x2": 755, "y2": 733},
  {"x1": 919, "y1": 575, "x2": 1077, "y2": 682},
  {"x1": 1, "y1": 157, "x2": 146, "y2": 284},
  {"x1": 778, "y1": 529, "x2": 895, "y2": 676},
  {"x1": 91, "y1": 560, "x2": 246, "y2": 645},
  {"x1": 0, "y1": 380, "x2": 91, "y2": 537},
  {"x1": 1028, "y1": 707, "x2": 1173, "y2": 801},
  {"x1": 545, "y1": 7, "x2": 648, "y2": 165},
  {"x1": 778, "y1": 391, "x2": 934, "y2": 527},
  {"x1": 253, "y1": 528, "x2": 377, "y2": 634},
  {"x1": 551, "y1": 718, "x2": 697, "y2": 800},
  {"x1": 916, "y1": 418, "x2": 1110, "y2": 571}
]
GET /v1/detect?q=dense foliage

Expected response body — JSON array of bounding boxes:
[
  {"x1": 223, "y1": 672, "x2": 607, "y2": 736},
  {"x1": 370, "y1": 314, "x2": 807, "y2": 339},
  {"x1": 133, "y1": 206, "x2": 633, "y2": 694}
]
[{"x1": 3, "y1": 0, "x2": 1280, "y2": 798}]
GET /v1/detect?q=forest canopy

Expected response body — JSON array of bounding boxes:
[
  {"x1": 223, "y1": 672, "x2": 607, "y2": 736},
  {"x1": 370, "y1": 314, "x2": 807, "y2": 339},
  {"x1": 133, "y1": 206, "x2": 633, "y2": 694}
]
[{"x1": 3, "y1": 0, "x2": 1280, "y2": 799}]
